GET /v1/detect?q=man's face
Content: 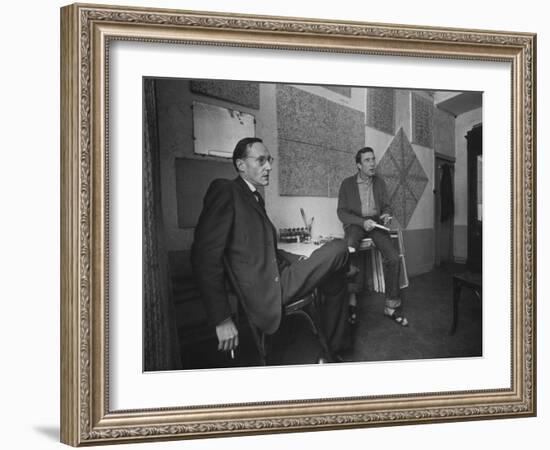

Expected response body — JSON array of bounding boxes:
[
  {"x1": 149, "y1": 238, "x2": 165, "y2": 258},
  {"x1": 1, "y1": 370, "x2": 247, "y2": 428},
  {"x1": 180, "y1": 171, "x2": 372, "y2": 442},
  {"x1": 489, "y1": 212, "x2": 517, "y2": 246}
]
[
  {"x1": 357, "y1": 151, "x2": 376, "y2": 178},
  {"x1": 236, "y1": 142, "x2": 273, "y2": 187}
]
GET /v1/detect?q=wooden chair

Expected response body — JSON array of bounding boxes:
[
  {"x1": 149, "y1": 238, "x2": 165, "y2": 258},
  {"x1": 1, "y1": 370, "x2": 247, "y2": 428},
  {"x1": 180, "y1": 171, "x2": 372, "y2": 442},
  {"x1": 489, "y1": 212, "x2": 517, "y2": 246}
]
[{"x1": 223, "y1": 256, "x2": 333, "y2": 365}]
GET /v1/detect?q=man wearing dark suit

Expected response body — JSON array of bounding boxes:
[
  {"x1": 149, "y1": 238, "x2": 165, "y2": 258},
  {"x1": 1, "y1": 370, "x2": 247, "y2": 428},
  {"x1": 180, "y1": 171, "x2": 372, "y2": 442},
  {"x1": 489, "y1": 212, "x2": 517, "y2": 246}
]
[
  {"x1": 337, "y1": 147, "x2": 409, "y2": 327},
  {"x1": 191, "y1": 137, "x2": 351, "y2": 361}
]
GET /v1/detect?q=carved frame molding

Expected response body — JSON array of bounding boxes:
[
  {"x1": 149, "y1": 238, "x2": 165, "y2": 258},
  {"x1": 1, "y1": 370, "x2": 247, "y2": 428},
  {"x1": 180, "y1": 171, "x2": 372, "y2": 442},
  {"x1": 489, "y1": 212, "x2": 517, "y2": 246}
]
[{"x1": 61, "y1": 3, "x2": 536, "y2": 446}]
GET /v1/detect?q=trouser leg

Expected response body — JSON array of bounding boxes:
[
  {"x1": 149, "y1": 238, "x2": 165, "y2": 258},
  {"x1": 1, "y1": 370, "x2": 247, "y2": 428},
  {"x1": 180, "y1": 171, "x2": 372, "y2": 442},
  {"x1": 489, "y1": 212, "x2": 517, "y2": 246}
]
[
  {"x1": 279, "y1": 239, "x2": 349, "y2": 303},
  {"x1": 344, "y1": 225, "x2": 367, "y2": 294},
  {"x1": 317, "y1": 260, "x2": 352, "y2": 353},
  {"x1": 344, "y1": 224, "x2": 368, "y2": 250},
  {"x1": 369, "y1": 229, "x2": 401, "y2": 306},
  {"x1": 279, "y1": 239, "x2": 351, "y2": 353}
]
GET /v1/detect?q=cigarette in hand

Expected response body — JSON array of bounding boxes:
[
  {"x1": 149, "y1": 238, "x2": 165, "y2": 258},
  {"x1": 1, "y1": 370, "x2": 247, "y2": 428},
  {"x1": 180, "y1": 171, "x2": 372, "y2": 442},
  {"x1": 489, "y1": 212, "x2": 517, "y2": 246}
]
[{"x1": 230, "y1": 350, "x2": 235, "y2": 360}]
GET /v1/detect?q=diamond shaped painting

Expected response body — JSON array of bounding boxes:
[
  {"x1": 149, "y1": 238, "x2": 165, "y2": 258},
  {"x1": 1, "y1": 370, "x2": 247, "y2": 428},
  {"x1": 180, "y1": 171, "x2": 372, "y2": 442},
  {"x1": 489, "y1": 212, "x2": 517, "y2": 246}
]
[{"x1": 376, "y1": 128, "x2": 429, "y2": 228}]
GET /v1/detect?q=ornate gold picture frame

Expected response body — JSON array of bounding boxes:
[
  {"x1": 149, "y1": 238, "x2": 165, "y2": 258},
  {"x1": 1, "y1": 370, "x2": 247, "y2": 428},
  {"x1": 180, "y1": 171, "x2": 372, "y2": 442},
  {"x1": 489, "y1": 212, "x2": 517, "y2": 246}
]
[{"x1": 60, "y1": 3, "x2": 536, "y2": 446}]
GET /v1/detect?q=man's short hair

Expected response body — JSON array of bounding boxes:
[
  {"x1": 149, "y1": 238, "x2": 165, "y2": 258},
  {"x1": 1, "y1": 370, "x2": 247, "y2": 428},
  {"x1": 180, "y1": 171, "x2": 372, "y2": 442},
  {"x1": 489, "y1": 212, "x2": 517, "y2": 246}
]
[
  {"x1": 233, "y1": 137, "x2": 263, "y2": 171},
  {"x1": 355, "y1": 146, "x2": 375, "y2": 164}
]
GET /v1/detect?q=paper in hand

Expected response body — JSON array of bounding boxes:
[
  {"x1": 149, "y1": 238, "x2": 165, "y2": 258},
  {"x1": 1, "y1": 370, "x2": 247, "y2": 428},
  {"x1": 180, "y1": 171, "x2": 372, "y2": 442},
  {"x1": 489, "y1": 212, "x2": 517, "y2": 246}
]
[{"x1": 373, "y1": 223, "x2": 391, "y2": 232}]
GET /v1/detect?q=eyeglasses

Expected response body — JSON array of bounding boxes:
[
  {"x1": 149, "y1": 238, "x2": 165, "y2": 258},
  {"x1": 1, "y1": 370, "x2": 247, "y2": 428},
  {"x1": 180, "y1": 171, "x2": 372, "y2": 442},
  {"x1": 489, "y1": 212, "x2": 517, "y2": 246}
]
[{"x1": 246, "y1": 155, "x2": 274, "y2": 166}]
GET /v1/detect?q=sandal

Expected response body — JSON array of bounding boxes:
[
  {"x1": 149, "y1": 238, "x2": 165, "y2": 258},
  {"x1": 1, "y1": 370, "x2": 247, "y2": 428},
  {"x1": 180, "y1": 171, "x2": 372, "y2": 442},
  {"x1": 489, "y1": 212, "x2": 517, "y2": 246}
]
[
  {"x1": 348, "y1": 305, "x2": 358, "y2": 325},
  {"x1": 384, "y1": 307, "x2": 409, "y2": 327}
]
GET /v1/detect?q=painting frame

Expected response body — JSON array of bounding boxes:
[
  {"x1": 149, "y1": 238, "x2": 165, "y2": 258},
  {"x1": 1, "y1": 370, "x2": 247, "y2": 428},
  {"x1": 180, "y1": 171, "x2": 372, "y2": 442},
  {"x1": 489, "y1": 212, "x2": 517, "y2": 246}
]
[{"x1": 60, "y1": 3, "x2": 536, "y2": 446}]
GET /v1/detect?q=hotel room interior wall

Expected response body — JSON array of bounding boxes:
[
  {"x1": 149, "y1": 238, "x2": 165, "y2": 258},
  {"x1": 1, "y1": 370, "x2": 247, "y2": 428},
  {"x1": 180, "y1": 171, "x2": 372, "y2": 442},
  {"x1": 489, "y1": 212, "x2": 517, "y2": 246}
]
[
  {"x1": 155, "y1": 79, "x2": 261, "y2": 252},
  {"x1": 365, "y1": 114, "x2": 432, "y2": 276},
  {"x1": 432, "y1": 106, "x2": 456, "y2": 265},
  {"x1": 434, "y1": 107, "x2": 456, "y2": 159},
  {"x1": 395, "y1": 90, "x2": 435, "y2": 276},
  {"x1": 454, "y1": 107, "x2": 482, "y2": 262},
  {"x1": 155, "y1": 78, "x2": 195, "y2": 252},
  {"x1": 406, "y1": 141, "x2": 436, "y2": 275},
  {"x1": 365, "y1": 126, "x2": 393, "y2": 163},
  {"x1": 265, "y1": 86, "x2": 367, "y2": 237},
  {"x1": 153, "y1": 79, "x2": 451, "y2": 276},
  {"x1": 394, "y1": 89, "x2": 412, "y2": 138}
]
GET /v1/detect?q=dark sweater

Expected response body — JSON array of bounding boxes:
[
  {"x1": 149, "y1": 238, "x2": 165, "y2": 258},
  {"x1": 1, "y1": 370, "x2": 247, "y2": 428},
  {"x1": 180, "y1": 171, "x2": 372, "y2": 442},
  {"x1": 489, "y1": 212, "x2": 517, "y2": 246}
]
[{"x1": 337, "y1": 174, "x2": 392, "y2": 228}]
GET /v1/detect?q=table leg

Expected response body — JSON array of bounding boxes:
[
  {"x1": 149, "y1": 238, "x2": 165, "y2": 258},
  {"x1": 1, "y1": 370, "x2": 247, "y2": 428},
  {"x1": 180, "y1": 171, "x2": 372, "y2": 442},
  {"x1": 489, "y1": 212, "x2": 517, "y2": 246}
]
[{"x1": 450, "y1": 277, "x2": 461, "y2": 335}]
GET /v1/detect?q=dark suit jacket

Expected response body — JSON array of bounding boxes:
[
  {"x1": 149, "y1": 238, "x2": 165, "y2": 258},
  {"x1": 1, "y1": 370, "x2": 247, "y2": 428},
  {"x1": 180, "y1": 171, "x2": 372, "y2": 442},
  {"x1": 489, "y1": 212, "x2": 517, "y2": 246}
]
[
  {"x1": 191, "y1": 176, "x2": 297, "y2": 335},
  {"x1": 337, "y1": 174, "x2": 392, "y2": 228}
]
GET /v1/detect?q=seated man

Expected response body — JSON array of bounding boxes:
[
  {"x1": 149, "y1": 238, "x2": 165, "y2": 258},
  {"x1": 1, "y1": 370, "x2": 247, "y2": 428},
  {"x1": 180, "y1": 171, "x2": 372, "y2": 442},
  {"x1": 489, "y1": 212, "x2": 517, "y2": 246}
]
[
  {"x1": 191, "y1": 137, "x2": 352, "y2": 362},
  {"x1": 337, "y1": 146, "x2": 408, "y2": 327}
]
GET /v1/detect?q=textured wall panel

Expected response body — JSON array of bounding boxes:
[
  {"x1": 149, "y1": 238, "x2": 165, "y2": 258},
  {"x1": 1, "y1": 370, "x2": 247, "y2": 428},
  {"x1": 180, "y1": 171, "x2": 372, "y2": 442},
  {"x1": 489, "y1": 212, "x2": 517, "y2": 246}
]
[
  {"x1": 328, "y1": 151, "x2": 356, "y2": 198},
  {"x1": 276, "y1": 84, "x2": 364, "y2": 152},
  {"x1": 395, "y1": 89, "x2": 411, "y2": 137},
  {"x1": 367, "y1": 88, "x2": 395, "y2": 135},
  {"x1": 324, "y1": 85, "x2": 352, "y2": 97},
  {"x1": 190, "y1": 80, "x2": 260, "y2": 109},
  {"x1": 279, "y1": 139, "x2": 329, "y2": 197},
  {"x1": 277, "y1": 84, "x2": 364, "y2": 197},
  {"x1": 326, "y1": 99, "x2": 365, "y2": 152},
  {"x1": 376, "y1": 128, "x2": 429, "y2": 228},
  {"x1": 412, "y1": 93, "x2": 434, "y2": 148},
  {"x1": 279, "y1": 140, "x2": 356, "y2": 198},
  {"x1": 434, "y1": 107, "x2": 456, "y2": 157}
]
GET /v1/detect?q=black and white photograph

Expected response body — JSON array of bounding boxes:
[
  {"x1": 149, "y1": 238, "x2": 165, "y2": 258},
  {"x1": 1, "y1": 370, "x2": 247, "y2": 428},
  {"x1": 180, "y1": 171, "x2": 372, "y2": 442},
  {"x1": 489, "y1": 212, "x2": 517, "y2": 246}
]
[
  {"x1": 51, "y1": 1, "x2": 538, "y2": 447},
  {"x1": 143, "y1": 78, "x2": 483, "y2": 371}
]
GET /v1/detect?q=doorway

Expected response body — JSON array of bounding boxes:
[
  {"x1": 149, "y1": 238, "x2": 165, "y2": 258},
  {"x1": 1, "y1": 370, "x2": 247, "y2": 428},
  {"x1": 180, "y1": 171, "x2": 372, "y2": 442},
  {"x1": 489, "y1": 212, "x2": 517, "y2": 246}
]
[
  {"x1": 466, "y1": 124, "x2": 482, "y2": 273},
  {"x1": 434, "y1": 154, "x2": 455, "y2": 266}
]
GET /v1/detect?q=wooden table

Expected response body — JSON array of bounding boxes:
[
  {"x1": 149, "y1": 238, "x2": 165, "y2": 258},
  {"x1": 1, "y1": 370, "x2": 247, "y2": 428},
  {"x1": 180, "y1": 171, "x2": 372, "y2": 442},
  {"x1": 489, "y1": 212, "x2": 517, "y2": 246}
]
[
  {"x1": 450, "y1": 272, "x2": 482, "y2": 335},
  {"x1": 277, "y1": 241, "x2": 323, "y2": 258}
]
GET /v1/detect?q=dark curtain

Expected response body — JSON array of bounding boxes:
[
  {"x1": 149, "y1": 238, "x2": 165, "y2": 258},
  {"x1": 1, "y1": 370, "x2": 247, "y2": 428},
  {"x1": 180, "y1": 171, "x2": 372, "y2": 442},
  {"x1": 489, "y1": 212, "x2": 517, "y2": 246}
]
[{"x1": 143, "y1": 79, "x2": 181, "y2": 371}]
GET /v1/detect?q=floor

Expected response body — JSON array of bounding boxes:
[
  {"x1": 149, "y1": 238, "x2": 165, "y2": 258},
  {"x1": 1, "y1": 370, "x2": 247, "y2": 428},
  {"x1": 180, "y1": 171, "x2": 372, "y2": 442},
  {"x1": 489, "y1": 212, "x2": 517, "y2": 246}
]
[
  {"x1": 180, "y1": 263, "x2": 483, "y2": 369},
  {"x1": 351, "y1": 263, "x2": 482, "y2": 363}
]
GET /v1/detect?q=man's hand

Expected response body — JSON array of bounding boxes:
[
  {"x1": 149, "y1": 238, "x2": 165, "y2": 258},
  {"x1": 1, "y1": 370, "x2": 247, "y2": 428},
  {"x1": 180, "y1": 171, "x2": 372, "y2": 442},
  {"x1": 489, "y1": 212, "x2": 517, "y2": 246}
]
[
  {"x1": 380, "y1": 214, "x2": 392, "y2": 226},
  {"x1": 216, "y1": 318, "x2": 239, "y2": 352},
  {"x1": 363, "y1": 219, "x2": 376, "y2": 232}
]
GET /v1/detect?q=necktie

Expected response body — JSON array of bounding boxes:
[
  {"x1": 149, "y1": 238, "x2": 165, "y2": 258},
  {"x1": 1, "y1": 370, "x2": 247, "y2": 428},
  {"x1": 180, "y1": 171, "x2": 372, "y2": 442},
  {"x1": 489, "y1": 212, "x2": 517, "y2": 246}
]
[{"x1": 253, "y1": 191, "x2": 265, "y2": 210}]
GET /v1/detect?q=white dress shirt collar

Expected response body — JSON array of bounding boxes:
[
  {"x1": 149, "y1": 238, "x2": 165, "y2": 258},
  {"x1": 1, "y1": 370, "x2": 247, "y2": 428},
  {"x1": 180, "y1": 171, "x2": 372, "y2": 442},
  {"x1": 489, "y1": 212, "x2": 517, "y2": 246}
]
[{"x1": 241, "y1": 177, "x2": 257, "y2": 193}]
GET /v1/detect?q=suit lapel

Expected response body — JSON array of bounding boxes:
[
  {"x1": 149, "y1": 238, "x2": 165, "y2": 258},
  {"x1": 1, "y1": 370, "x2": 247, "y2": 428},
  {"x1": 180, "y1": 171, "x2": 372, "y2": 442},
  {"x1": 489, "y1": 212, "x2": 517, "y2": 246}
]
[
  {"x1": 234, "y1": 176, "x2": 268, "y2": 218},
  {"x1": 234, "y1": 177, "x2": 278, "y2": 244}
]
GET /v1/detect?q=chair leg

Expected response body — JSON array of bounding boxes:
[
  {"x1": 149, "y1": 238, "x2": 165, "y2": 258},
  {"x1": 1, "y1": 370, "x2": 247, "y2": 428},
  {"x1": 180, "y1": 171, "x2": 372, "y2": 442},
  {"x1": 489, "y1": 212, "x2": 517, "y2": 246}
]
[
  {"x1": 309, "y1": 293, "x2": 334, "y2": 362},
  {"x1": 259, "y1": 333, "x2": 267, "y2": 365},
  {"x1": 450, "y1": 278, "x2": 461, "y2": 335},
  {"x1": 290, "y1": 310, "x2": 317, "y2": 335}
]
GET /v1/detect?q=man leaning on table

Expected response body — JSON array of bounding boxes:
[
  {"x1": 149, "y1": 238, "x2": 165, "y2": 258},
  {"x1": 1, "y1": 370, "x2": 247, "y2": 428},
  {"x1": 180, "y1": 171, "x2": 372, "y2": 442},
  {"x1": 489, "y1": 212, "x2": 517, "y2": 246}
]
[
  {"x1": 337, "y1": 146, "x2": 408, "y2": 327},
  {"x1": 191, "y1": 137, "x2": 353, "y2": 362}
]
